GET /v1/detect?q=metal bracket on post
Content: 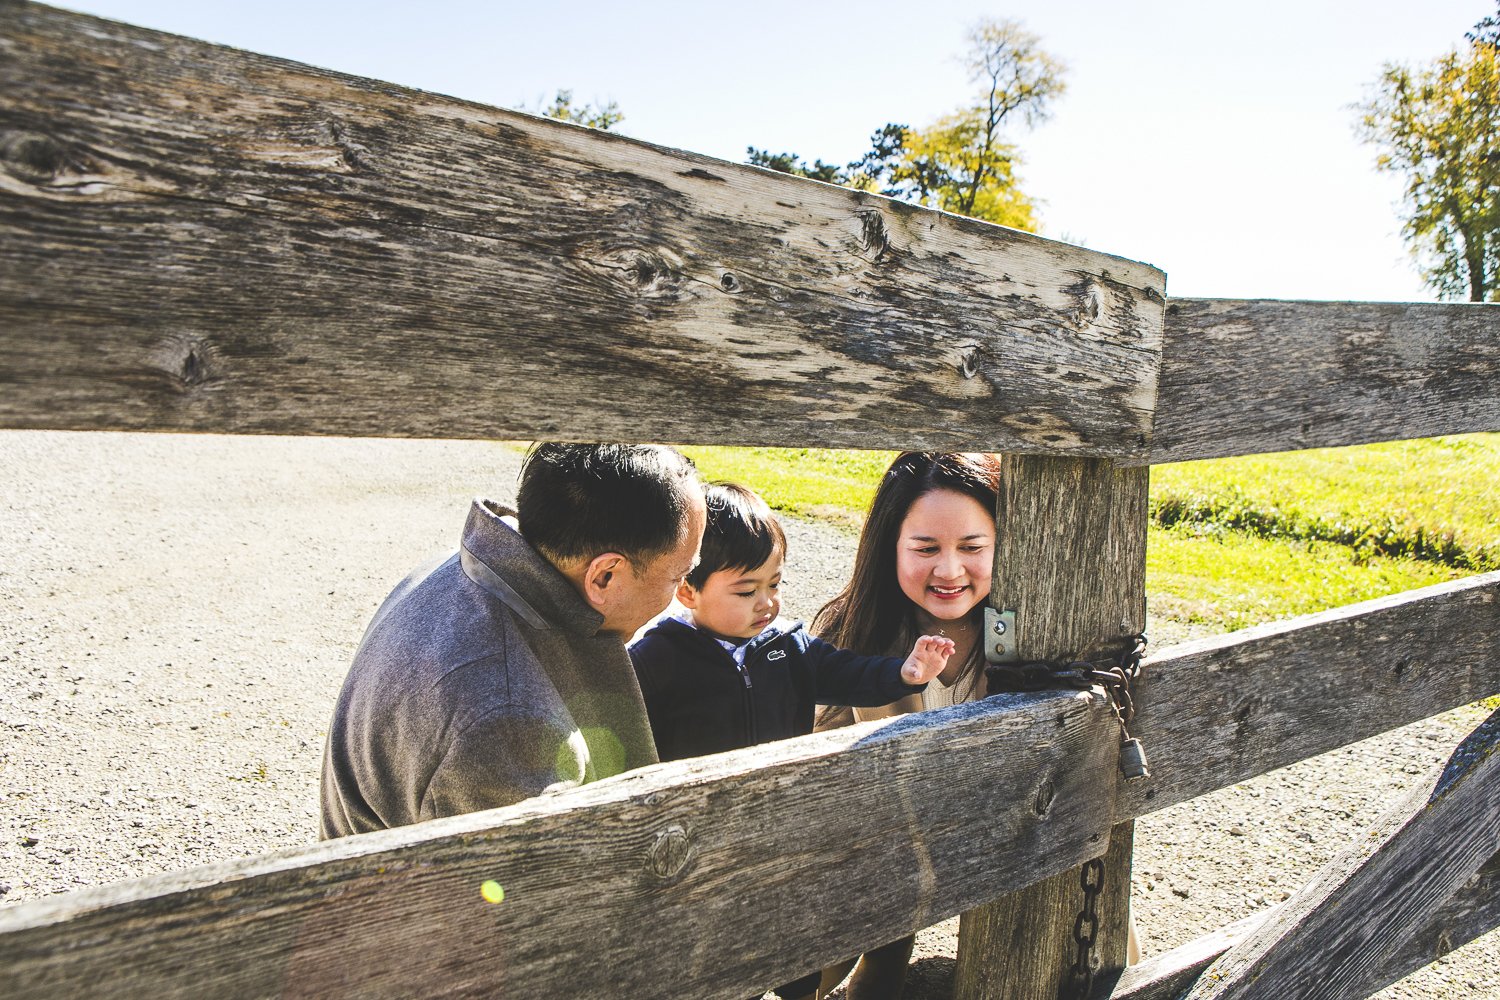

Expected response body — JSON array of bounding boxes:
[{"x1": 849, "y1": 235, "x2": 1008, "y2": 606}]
[{"x1": 984, "y1": 607, "x2": 1018, "y2": 664}]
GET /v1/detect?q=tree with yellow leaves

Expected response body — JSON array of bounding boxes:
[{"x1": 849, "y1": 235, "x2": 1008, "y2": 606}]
[
  {"x1": 1357, "y1": 12, "x2": 1500, "y2": 301},
  {"x1": 749, "y1": 18, "x2": 1066, "y2": 233}
]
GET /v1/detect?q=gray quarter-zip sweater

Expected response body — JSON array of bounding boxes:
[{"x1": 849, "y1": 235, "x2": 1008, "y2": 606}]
[{"x1": 319, "y1": 499, "x2": 659, "y2": 839}]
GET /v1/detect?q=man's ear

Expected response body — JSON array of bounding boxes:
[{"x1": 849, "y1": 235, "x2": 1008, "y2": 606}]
[
  {"x1": 676, "y1": 579, "x2": 699, "y2": 609},
  {"x1": 581, "y1": 552, "x2": 629, "y2": 610}
]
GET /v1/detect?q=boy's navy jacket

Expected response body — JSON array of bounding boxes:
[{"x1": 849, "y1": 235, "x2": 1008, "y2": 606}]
[{"x1": 629, "y1": 617, "x2": 924, "y2": 762}]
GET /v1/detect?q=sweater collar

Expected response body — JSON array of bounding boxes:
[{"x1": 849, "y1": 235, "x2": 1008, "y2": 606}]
[{"x1": 458, "y1": 499, "x2": 606, "y2": 637}]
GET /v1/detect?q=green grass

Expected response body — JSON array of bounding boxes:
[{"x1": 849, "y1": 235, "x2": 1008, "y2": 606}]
[
  {"x1": 1145, "y1": 526, "x2": 1463, "y2": 631},
  {"x1": 678, "y1": 446, "x2": 896, "y2": 527},
  {"x1": 1151, "y1": 435, "x2": 1500, "y2": 572},
  {"x1": 669, "y1": 436, "x2": 1500, "y2": 635}
]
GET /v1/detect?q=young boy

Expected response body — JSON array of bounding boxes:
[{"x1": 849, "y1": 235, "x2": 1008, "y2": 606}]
[
  {"x1": 629, "y1": 481, "x2": 952, "y2": 761},
  {"x1": 629, "y1": 482, "x2": 952, "y2": 1000}
]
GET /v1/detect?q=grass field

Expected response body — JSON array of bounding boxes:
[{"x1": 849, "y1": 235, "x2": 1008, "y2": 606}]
[
  {"x1": 680, "y1": 434, "x2": 1500, "y2": 635},
  {"x1": 673, "y1": 447, "x2": 897, "y2": 527}
]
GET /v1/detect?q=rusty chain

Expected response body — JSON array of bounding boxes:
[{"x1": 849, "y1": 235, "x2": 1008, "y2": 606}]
[
  {"x1": 985, "y1": 634, "x2": 1148, "y2": 999},
  {"x1": 984, "y1": 632, "x2": 1150, "y2": 781},
  {"x1": 1068, "y1": 857, "x2": 1105, "y2": 1000}
]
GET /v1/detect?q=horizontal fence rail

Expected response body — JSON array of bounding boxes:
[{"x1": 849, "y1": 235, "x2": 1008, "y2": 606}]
[
  {"x1": 0, "y1": 690, "x2": 1124, "y2": 1000},
  {"x1": 1155, "y1": 298, "x2": 1500, "y2": 463},
  {"x1": 1118, "y1": 570, "x2": 1500, "y2": 818},
  {"x1": 2, "y1": 572, "x2": 1495, "y2": 999},
  {"x1": 6, "y1": 5, "x2": 1499, "y2": 463},
  {"x1": 0, "y1": 1, "x2": 1164, "y2": 459}
]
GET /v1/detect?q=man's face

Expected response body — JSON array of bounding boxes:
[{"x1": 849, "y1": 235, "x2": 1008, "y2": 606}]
[{"x1": 598, "y1": 492, "x2": 706, "y2": 638}]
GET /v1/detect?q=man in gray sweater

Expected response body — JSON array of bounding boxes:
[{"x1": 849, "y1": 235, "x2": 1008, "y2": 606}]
[{"x1": 320, "y1": 444, "x2": 705, "y2": 838}]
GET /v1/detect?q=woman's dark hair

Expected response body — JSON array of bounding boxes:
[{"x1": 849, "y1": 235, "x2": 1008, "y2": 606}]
[
  {"x1": 814, "y1": 452, "x2": 1002, "y2": 693},
  {"x1": 517, "y1": 443, "x2": 699, "y2": 567},
  {"x1": 686, "y1": 482, "x2": 787, "y2": 589}
]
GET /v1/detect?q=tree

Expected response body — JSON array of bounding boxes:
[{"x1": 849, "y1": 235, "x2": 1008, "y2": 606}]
[
  {"x1": 861, "y1": 114, "x2": 1041, "y2": 231},
  {"x1": 939, "y1": 18, "x2": 1066, "y2": 220},
  {"x1": 744, "y1": 148, "x2": 847, "y2": 183},
  {"x1": 526, "y1": 89, "x2": 623, "y2": 131},
  {"x1": 1468, "y1": 1, "x2": 1500, "y2": 49},
  {"x1": 746, "y1": 18, "x2": 1065, "y2": 232},
  {"x1": 1357, "y1": 35, "x2": 1500, "y2": 302}
]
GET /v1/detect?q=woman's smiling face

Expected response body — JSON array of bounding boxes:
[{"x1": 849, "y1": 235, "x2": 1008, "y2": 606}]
[{"x1": 894, "y1": 488, "x2": 995, "y2": 626}]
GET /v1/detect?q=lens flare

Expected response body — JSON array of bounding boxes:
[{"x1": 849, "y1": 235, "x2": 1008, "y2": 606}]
[
  {"x1": 552, "y1": 727, "x2": 628, "y2": 785},
  {"x1": 580, "y1": 726, "x2": 626, "y2": 777}
]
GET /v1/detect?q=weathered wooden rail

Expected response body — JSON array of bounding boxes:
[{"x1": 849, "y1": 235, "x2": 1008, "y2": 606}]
[{"x1": 2, "y1": 3, "x2": 1498, "y2": 998}]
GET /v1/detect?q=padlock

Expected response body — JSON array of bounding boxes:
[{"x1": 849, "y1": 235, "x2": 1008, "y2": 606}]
[{"x1": 1119, "y1": 737, "x2": 1150, "y2": 781}]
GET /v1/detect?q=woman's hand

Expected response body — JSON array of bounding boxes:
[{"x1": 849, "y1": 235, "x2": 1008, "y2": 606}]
[{"x1": 900, "y1": 635, "x2": 956, "y2": 684}]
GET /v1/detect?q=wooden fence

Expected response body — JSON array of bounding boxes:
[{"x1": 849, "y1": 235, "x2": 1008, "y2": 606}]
[{"x1": 2, "y1": 3, "x2": 1498, "y2": 997}]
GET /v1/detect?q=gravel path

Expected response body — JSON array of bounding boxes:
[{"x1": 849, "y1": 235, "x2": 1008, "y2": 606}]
[{"x1": 2, "y1": 431, "x2": 1494, "y2": 998}]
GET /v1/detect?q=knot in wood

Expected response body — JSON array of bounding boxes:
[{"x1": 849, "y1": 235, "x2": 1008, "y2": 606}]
[
  {"x1": 597, "y1": 246, "x2": 683, "y2": 299},
  {"x1": 854, "y1": 209, "x2": 889, "y2": 263},
  {"x1": 152, "y1": 333, "x2": 217, "y2": 390},
  {"x1": 645, "y1": 823, "x2": 693, "y2": 882},
  {"x1": 957, "y1": 344, "x2": 982, "y2": 379},
  {"x1": 181, "y1": 348, "x2": 207, "y2": 386},
  {"x1": 1233, "y1": 696, "x2": 1261, "y2": 743},
  {"x1": 326, "y1": 120, "x2": 373, "y2": 173},
  {"x1": 1075, "y1": 285, "x2": 1103, "y2": 328},
  {"x1": 0, "y1": 130, "x2": 77, "y2": 184},
  {"x1": 1063, "y1": 276, "x2": 1108, "y2": 330},
  {"x1": 1033, "y1": 778, "x2": 1056, "y2": 818}
]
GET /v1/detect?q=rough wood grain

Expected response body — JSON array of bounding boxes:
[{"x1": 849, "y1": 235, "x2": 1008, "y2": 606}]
[
  {"x1": 1107, "y1": 851, "x2": 1500, "y2": 999},
  {"x1": 0, "y1": 689, "x2": 1121, "y2": 1000},
  {"x1": 953, "y1": 458, "x2": 1150, "y2": 1000},
  {"x1": 1379, "y1": 847, "x2": 1500, "y2": 996},
  {"x1": 1183, "y1": 706, "x2": 1500, "y2": 1000},
  {"x1": 1154, "y1": 298, "x2": 1500, "y2": 464},
  {"x1": 0, "y1": 1, "x2": 1164, "y2": 457},
  {"x1": 1118, "y1": 570, "x2": 1500, "y2": 821}
]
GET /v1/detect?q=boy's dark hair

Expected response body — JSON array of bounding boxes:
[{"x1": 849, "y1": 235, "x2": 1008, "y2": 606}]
[
  {"x1": 517, "y1": 443, "x2": 699, "y2": 567},
  {"x1": 685, "y1": 482, "x2": 787, "y2": 589}
]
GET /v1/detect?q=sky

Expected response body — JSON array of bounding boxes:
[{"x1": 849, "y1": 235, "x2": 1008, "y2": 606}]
[{"x1": 53, "y1": 0, "x2": 1497, "y2": 302}]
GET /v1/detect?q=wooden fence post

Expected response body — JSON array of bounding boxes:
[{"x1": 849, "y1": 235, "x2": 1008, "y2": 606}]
[{"x1": 953, "y1": 456, "x2": 1149, "y2": 1000}]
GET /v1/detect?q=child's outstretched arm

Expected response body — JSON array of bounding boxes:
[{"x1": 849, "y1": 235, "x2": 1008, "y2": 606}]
[{"x1": 900, "y1": 635, "x2": 956, "y2": 685}]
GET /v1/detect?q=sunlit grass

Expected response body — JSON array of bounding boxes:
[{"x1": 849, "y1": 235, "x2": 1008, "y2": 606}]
[
  {"x1": 678, "y1": 446, "x2": 896, "y2": 528},
  {"x1": 1151, "y1": 434, "x2": 1500, "y2": 571},
  {"x1": 1145, "y1": 525, "x2": 1463, "y2": 631}
]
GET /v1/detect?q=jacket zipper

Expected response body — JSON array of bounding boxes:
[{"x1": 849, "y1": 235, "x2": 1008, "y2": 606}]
[{"x1": 739, "y1": 659, "x2": 755, "y2": 744}]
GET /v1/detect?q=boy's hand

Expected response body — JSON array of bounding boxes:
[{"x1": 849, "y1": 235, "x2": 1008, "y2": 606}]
[{"x1": 901, "y1": 635, "x2": 956, "y2": 685}]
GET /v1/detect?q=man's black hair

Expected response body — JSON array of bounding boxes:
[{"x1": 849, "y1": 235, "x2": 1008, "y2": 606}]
[
  {"x1": 685, "y1": 482, "x2": 787, "y2": 589},
  {"x1": 517, "y1": 443, "x2": 699, "y2": 567}
]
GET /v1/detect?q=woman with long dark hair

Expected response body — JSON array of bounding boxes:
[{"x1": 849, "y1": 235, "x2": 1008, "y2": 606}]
[{"x1": 811, "y1": 451, "x2": 1003, "y2": 999}]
